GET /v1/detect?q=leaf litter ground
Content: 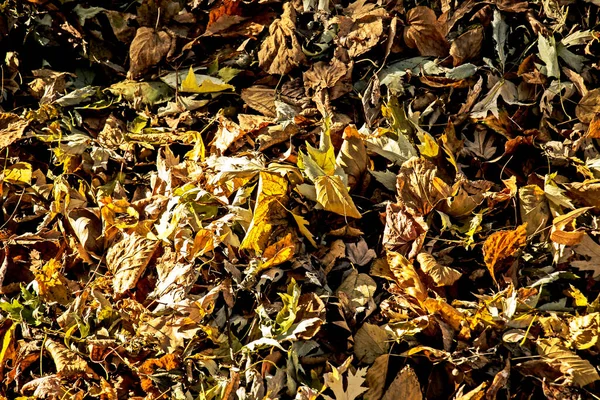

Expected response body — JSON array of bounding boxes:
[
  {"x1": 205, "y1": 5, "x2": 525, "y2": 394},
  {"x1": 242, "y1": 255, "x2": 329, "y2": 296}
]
[{"x1": 1, "y1": 0, "x2": 600, "y2": 399}]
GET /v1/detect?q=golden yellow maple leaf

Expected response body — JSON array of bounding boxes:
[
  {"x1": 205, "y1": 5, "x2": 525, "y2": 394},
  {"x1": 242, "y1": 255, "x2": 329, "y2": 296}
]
[
  {"x1": 259, "y1": 233, "x2": 296, "y2": 271},
  {"x1": 483, "y1": 223, "x2": 527, "y2": 284}
]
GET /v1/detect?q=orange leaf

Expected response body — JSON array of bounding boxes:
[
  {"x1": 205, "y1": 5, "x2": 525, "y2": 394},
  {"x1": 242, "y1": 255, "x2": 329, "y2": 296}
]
[{"x1": 483, "y1": 224, "x2": 527, "y2": 284}]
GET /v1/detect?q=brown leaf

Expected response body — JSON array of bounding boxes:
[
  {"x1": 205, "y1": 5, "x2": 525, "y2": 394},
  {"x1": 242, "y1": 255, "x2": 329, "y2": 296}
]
[
  {"x1": 483, "y1": 224, "x2": 527, "y2": 284},
  {"x1": 258, "y1": 3, "x2": 306, "y2": 75},
  {"x1": 0, "y1": 113, "x2": 29, "y2": 149},
  {"x1": 485, "y1": 359, "x2": 510, "y2": 400},
  {"x1": 106, "y1": 233, "x2": 159, "y2": 294},
  {"x1": 303, "y1": 57, "x2": 352, "y2": 116},
  {"x1": 403, "y1": 7, "x2": 449, "y2": 58},
  {"x1": 450, "y1": 26, "x2": 483, "y2": 66},
  {"x1": 44, "y1": 339, "x2": 95, "y2": 378},
  {"x1": 396, "y1": 157, "x2": 451, "y2": 217},
  {"x1": 576, "y1": 88, "x2": 600, "y2": 124},
  {"x1": 550, "y1": 207, "x2": 591, "y2": 246},
  {"x1": 337, "y1": 125, "x2": 368, "y2": 191},
  {"x1": 365, "y1": 355, "x2": 389, "y2": 400},
  {"x1": 241, "y1": 86, "x2": 277, "y2": 117},
  {"x1": 381, "y1": 365, "x2": 423, "y2": 400},
  {"x1": 334, "y1": 0, "x2": 387, "y2": 58},
  {"x1": 382, "y1": 202, "x2": 427, "y2": 259},
  {"x1": 128, "y1": 27, "x2": 174, "y2": 79}
]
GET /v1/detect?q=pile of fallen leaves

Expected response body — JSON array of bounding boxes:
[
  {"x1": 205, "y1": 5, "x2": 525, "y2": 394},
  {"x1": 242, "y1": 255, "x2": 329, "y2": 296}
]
[{"x1": 1, "y1": 0, "x2": 600, "y2": 398}]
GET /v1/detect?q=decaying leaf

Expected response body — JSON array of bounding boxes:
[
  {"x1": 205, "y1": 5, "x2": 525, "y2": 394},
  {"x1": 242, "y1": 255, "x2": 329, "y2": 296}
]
[
  {"x1": 258, "y1": 3, "x2": 306, "y2": 75},
  {"x1": 315, "y1": 175, "x2": 362, "y2": 219}
]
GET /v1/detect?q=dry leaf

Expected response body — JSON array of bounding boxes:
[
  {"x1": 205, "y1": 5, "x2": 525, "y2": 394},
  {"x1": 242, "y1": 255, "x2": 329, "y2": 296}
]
[
  {"x1": 417, "y1": 252, "x2": 462, "y2": 286},
  {"x1": 333, "y1": 0, "x2": 387, "y2": 58},
  {"x1": 576, "y1": 88, "x2": 600, "y2": 123},
  {"x1": 382, "y1": 202, "x2": 427, "y2": 259},
  {"x1": 550, "y1": 207, "x2": 592, "y2": 246},
  {"x1": 404, "y1": 7, "x2": 450, "y2": 58},
  {"x1": 518, "y1": 185, "x2": 550, "y2": 237},
  {"x1": 381, "y1": 365, "x2": 422, "y2": 400},
  {"x1": 106, "y1": 233, "x2": 159, "y2": 294},
  {"x1": 44, "y1": 339, "x2": 94, "y2": 378},
  {"x1": 337, "y1": 125, "x2": 368, "y2": 191},
  {"x1": 387, "y1": 251, "x2": 428, "y2": 304},
  {"x1": 353, "y1": 323, "x2": 389, "y2": 364},
  {"x1": 396, "y1": 157, "x2": 451, "y2": 217},
  {"x1": 537, "y1": 338, "x2": 600, "y2": 387},
  {"x1": 450, "y1": 26, "x2": 483, "y2": 66},
  {"x1": 315, "y1": 175, "x2": 362, "y2": 219},
  {"x1": 128, "y1": 27, "x2": 174, "y2": 79},
  {"x1": 365, "y1": 355, "x2": 389, "y2": 400},
  {"x1": 240, "y1": 171, "x2": 289, "y2": 253},
  {"x1": 304, "y1": 58, "x2": 352, "y2": 116},
  {"x1": 258, "y1": 3, "x2": 306, "y2": 75},
  {"x1": 346, "y1": 238, "x2": 376, "y2": 266},
  {"x1": 571, "y1": 234, "x2": 600, "y2": 277},
  {"x1": 483, "y1": 224, "x2": 527, "y2": 284},
  {"x1": 0, "y1": 113, "x2": 29, "y2": 149}
]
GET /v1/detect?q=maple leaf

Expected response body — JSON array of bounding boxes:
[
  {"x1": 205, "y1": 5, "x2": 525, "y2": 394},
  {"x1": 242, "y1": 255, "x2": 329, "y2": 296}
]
[
  {"x1": 323, "y1": 358, "x2": 368, "y2": 400},
  {"x1": 464, "y1": 131, "x2": 497, "y2": 160}
]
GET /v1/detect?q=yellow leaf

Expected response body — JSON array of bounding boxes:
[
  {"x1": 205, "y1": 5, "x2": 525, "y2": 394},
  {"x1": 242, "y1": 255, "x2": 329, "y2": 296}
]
[
  {"x1": 550, "y1": 207, "x2": 592, "y2": 246},
  {"x1": 180, "y1": 67, "x2": 234, "y2": 93},
  {"x1": 240, "y1": 171, "x2": 288, "y2": 253},
  {"x1": 537, "y1": 338, "x2": 600, "y2": 386},
  {"x1": 417, "y1": 252, "x2": 462, "y2": 286},
  {"x1": 483, "y1": 224, "x2": 527, "y2": 284},
  {"x1": 314, "y1": 175, "x2": 361, "y2": 219},
  {"x1": 260, "y1": 233, "x2": 296, "y2": 271},
  {"x1": 192, "y1": 229, "x2": 216, "y2": 257},
  {"x1": 387, "y1": 251, "x2": 428, "y2": 304},
  {"x1": 566, "y1": 284, "x2": 588, "y2": 307},
  {"x1": 298, "y1": 119, "x2": 336, "y2": 178},
  {"x1": 416, "y1": 131, "x2": 439, "y2": 158},
  {"x1": 2, "y1": 162, "x2": 32, "y2": 185},
  {"x1": 106, "y1": 233, "x2": 159, "y2": 294},
  {"x1": 35, "y1": 259, "x2": 71, "y2": 305},
  {"x1": 291, "y1": 211, "x2": 317, "y2": 247}
]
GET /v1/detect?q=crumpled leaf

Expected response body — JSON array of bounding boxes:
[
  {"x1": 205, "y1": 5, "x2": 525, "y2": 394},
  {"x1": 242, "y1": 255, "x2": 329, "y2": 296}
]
[
  {"x1": 382, "y1": 202, "x2": 427, "y2": 259},
  {"x1": 519, "y1": 185, "x2": 551, "y2": 237},
  {"x1": 483, "y1": 224, "x2": 527, "y2": 284},
  {"x1": 258, "y1": 3, "x2": 306, "y2": 75},
  {"x1": 44, "y1": 339, "x2": 94, "y2": 378},
  {"x1": 337, "y1": 127, "x2": 368, "y2": 191},
  {"x1": 332, "y1": 0, "x2": 387, "y2": 58}
]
